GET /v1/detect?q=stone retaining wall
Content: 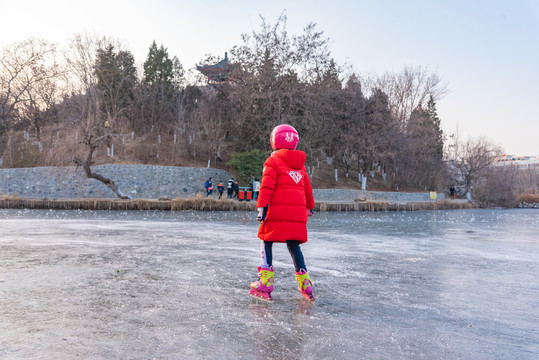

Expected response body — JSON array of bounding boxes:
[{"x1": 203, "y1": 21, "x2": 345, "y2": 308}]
[
  {"x1": 312, "y1": 188, "x2": 446, "y2": 203},
  {"x1": 1, "y1": 165, "x2": 445, "y2": 203},
  {"x1": 0, "y1": 165, "x2": 233, "y2": 200}
]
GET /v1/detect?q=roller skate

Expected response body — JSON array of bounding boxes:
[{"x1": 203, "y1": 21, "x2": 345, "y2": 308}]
[
  {"x1": 295, "y1": 269, "x2": 314, "y2": 302},
  {"x1": 249, "y1": 266, "x2": 274, "y2": 303}
]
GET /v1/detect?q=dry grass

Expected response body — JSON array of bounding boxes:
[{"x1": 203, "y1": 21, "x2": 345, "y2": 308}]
[
  {"x1": 0, "y1": 196, "x2": 473, "y2": 212},
  {"x1": 517, "y1": 191, "x2": 539, "y2": 204},
  {"x1": 0, "y1": 197, "x2": 257, "y2": 211},
  {"x1": 0, "y1": 193, "x2": 20, "y2": 201},
  {"x1": 171, "y1": 197, "x2": 256, "y2": 211}
]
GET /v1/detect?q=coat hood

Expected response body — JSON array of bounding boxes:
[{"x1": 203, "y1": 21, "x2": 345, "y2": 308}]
[{"x1": 273, "y1": 149, "x2": 306, "y2": 170}]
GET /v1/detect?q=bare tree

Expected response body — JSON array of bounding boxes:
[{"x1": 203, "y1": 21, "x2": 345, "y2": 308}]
[
  {"x1": 21, "y1": 74, "x2": 63, "y2": 143},
  {"x1": 229, "y1": 13, "x2": 334, "y2": 152},
  {"x1": 72, "y1": 131, "x2": 129, "y2": 198},
  {"x1": 454, "y1": 137, "x2": 502, "y2": 200},
  {"x1": 64, "y1": 32, "x2": 129, "y2": 199},
  {"x1": 472, "y1": 164, "x2": 520, "y2": 208},
  {"x1": 367, "y1": 65, "x2": 448, "y2": 125},
  {"x1": 0, "y1": 38, "x2": 58, "y2": 133}
]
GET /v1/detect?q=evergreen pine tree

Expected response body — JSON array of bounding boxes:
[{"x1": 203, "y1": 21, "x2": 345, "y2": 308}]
[
  {"x1": 143, "y1": 41, "x2": 174, "y2": 92},
  {"x1": 95, "y1": 45, "x2": 137, "y2": 123},
  {"x1": 427, "y1": 95, "x2": 444, "y2": 160}
]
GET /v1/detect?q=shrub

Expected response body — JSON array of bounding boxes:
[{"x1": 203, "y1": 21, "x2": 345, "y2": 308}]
[{"x1": 226, "y1": 149, "x2": 268, "y2": 185}]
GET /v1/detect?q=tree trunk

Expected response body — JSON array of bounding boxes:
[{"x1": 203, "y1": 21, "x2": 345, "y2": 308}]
[{"x1": 73, "y1": 144, "x2": 130, "y2": 199}]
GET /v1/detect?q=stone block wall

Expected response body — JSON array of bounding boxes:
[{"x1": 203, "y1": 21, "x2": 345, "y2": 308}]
[
  {"x1": 0, "y1": 165, "x2": 234, "y2": 200},
  {"x1": 312, "y1": 189, "x2": 446, "y2": 203},
  {"x1": 1, "y1": 165, "x2": 444, "y2": 202}
]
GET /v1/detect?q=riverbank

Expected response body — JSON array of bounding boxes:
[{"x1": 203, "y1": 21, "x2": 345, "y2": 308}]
[
  {"x1": 0, "y1": 165, "x2": 447, "y2": 202},
  {"x1": 0, "y1": 196, "x2": 473, "y2": 212},
  {"x1": 0, "y1": 165, "x2": 474, "y2": 211}
]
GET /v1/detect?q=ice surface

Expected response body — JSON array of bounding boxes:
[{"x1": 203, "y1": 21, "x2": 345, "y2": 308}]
[{"x1": 0, "y1": 209, "x2": 538, "y2": 359}]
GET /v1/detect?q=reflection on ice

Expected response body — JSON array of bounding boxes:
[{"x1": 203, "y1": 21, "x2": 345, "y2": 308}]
[{"x1": 0, "y1": 209, "x2": 538, "y2": 359}]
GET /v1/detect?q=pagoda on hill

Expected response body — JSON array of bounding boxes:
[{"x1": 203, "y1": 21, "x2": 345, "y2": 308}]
[{"x1": 196, "y1": 52, "x2": 237, "y2": 84}]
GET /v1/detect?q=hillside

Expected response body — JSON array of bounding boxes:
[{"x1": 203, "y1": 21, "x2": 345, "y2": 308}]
[{"x1": 0, "y1": 126, "x2": 399, "y2": 192}]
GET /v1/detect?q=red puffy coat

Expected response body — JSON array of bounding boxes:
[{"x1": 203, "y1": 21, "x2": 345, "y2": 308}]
[{"x1": 257, "y1": 149, "x2": 315, "y2": 243}]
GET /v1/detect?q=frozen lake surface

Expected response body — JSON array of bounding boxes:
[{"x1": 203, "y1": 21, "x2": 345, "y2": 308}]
[{"x1": 0, "y1": 208, "x2": 538, "y2": 359}]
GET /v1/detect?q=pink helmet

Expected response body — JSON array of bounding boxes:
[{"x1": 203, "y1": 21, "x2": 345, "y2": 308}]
[{"x1": 270, "y1": 124, "x2": 299, "y2": 150}]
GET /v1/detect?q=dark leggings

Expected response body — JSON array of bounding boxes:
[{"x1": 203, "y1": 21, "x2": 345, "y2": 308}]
[{"x1": 262, "y1": 240, "x2": 306, "y2": 272}]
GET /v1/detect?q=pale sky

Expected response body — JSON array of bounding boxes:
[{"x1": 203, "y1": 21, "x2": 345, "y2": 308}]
[{"x1": 2, "y1": 0, "x2": 538, "y2": 156}]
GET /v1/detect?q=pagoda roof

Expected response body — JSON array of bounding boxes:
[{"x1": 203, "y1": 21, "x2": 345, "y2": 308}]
[{"x1": 196, "y1": 52, "x2": 237, "y2": 83}]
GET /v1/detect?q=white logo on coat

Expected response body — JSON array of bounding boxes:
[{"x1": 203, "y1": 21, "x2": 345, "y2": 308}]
[{"x1": 288, "y1": 170, "x2": 303, "y2": 184}]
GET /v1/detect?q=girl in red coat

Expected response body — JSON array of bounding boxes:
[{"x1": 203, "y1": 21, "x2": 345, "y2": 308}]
[{"x1": 249, "y1": 124, "x2": 315, "y2": 302}]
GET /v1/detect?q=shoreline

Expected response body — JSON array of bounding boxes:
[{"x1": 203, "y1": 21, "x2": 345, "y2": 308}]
[{"x1": 0, "y1": 197, "x2": 474, "y2": 212}]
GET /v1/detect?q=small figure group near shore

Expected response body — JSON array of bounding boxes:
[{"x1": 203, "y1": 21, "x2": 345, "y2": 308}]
[{"x1": 204, "y1": 177, "x2": 260, "y2": 201}]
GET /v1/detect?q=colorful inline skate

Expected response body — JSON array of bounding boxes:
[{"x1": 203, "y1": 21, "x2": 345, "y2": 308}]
[
  {"x1": 296, "y1": 269, "x2": 314, "y2": 302},
  {"x1": 249, "y1": 266, "x2": 274, "y2": 303}
]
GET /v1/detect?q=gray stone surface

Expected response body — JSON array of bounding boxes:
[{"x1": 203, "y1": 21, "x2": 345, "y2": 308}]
[
  {"x1": 0, "y1": 165, "x2": 233, "y2": 200},
  {"x1": 313, "y1": 188, "x2": 446, "y2": 203},
  {"x1": 0, "y1": 165, "x2": 444, "y2": 202}
]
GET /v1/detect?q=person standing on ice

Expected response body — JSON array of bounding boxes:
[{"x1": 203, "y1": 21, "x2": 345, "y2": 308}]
[{"x1": 249, "y1": 124, "x2": 315, "y2": 302}]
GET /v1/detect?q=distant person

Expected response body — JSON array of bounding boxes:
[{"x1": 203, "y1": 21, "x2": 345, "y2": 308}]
[
  {"x1": 227, "y1": 178, "x2": 234, "y2": 199},
  {"x1": 253, "y1": 178, "x2": 261, "y2": 200},
  {"x1": 233, "y1": 180, "x2": 240, "y2": 199},
  {"x1": 217, "y1": 180, "x2": 225, "y2": 199},
  {"x1": 249, "y1": 124, "x2": 315, "y2": 303},
  {"x1": 204, "y1": 177, "x2": 213, "y2": 197},
  {"x1": 449, "y1": 185, "x2": 455, "y2": 199}
]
